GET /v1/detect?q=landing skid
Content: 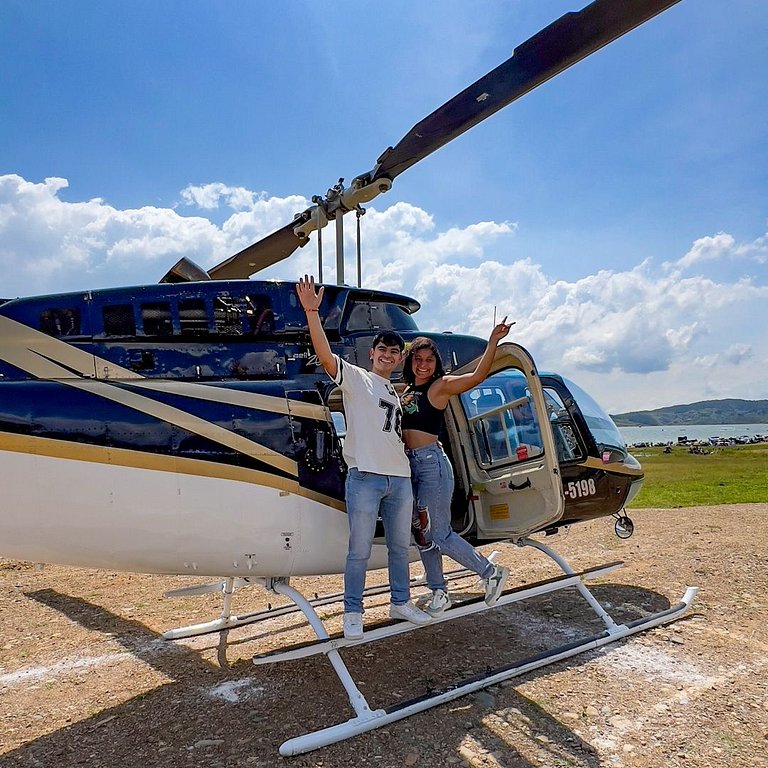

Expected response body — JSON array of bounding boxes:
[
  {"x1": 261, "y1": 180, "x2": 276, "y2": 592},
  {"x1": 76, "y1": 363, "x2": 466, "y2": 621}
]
[
  {"x1": 262, "y1": 539, "x2": 697, "y2": 756},
  {"x1": 162, "y1": 553, "x2": 499, "y2": 640}
]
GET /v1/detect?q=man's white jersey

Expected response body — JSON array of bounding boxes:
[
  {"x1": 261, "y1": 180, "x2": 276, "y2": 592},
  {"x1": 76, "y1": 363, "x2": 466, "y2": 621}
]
[{"x1": 332, "y1": 356, "x2": 410, "y2": 477}]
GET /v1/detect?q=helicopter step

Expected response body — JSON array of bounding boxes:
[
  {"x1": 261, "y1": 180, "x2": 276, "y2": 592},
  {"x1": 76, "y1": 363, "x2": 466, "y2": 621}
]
[
  {"x1": 162, "y1": 553, "x2": 500, "y2": 640},
  {"x1": 257, "y1": 538, "x2": 697, "y2": 756},
  {"x1": 253, "y1": 560, "x2": 624, "y2": 664}
]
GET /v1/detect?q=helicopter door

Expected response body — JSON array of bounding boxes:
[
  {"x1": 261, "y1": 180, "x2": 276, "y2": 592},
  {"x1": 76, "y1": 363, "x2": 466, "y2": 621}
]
[{"x1": 444, "y1": 342, "x2": 563, "y2": 540}]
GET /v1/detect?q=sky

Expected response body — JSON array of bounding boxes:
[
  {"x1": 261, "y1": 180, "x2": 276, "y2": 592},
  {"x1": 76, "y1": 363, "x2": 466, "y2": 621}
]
[{"x1": 1, "y1": 0, "x2": 766, "y2": 415}]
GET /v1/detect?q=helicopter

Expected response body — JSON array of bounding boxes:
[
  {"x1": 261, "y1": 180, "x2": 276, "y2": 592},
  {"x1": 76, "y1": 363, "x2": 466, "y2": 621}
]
[{"x1": 0, "y1": 0, "x2": 696, "y2": 756}]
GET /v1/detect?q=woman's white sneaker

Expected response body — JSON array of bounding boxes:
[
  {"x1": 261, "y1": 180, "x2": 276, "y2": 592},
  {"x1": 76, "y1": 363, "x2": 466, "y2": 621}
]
[
  {"x1": 425, "y1": 589, "x2": 452, "y2": 616},
  {"x1": 484, "y1": 565, "x2": 510, "y2": 606}
]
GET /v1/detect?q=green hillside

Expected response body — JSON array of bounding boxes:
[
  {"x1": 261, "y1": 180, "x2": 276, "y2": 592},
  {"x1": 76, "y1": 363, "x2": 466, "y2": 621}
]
[
  {"x1": 627, "y1": 443, "x2": 768, "y2": 507},
  {"x1": 611, "y1": 398, "x2": 768, "y2": 427}
]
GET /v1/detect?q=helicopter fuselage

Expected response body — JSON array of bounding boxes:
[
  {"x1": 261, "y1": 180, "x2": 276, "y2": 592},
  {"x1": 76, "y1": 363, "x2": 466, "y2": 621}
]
[{"x1": 0, "y1": 279, "x2": 642, "y2": 577}]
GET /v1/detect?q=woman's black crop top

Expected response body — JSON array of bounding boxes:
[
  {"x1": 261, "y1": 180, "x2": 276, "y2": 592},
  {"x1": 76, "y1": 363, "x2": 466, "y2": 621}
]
[{"x1": 401, "y1": 382, "x2": 445, "y2": 436}]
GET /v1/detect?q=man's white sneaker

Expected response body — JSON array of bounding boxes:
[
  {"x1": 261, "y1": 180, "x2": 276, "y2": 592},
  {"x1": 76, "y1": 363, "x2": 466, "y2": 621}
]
[
  {"x1": 425, "y1": 589, "x2": 451, "y2": 616},
  {"x1": 484, "y1": 565, "x2": 509, "y2": 606},
  {"x1": 343, "y1": 612, "x2": 364, "y2": 640},
  {"x1": 389, "y1": 600, "x2": 432, "y2": 625}
]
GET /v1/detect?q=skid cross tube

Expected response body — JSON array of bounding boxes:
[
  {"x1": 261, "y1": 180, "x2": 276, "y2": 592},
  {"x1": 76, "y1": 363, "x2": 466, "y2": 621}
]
[
  {"x1": 269, "y1": 579, "x2": 379, "y2": 722},
  {"x1": 521, "y1": 537, "x2": 622, "y2": 632}
]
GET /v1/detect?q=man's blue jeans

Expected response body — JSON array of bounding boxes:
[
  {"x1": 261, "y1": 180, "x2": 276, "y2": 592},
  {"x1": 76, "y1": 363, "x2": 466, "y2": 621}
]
[
  {"x1": 407, "y1": 443, "x2": 493, "y2": 592},
  {"x1": 344, "y1": 467, "x2": 413, "y2": 613}
]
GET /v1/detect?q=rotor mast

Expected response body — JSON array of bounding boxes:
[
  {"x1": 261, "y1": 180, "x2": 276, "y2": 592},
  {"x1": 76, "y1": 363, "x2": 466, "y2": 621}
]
[{"x1": 294, "y1": 176, "x2": 392, "y2": 285}]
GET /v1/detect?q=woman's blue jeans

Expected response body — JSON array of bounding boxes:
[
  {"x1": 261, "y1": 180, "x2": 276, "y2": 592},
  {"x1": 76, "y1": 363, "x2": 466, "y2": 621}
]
[
  {"x1": 343, "y1": 467, "x2": 413, "y2": 613},
  {"x1": 407, "y1": 443, "x2": 493, "y2": 592}
]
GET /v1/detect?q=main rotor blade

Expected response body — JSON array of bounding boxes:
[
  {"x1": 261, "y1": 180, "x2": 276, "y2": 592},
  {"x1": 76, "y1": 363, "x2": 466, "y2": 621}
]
[
  {"x1": 208, "y1": 220, "x2": 306, "y2": 280},
  {"x1": 371, "y1": 0, "x2": 681, "y2": 183},
  {"x1": 206, "y1": 0, "x2": 680, "y2": 281}
]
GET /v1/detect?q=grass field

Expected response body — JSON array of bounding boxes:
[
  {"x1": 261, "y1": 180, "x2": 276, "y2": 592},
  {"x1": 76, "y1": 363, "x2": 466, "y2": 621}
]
[{"x1": 627, "y1": 442, "x2": 768, "y2": 508}]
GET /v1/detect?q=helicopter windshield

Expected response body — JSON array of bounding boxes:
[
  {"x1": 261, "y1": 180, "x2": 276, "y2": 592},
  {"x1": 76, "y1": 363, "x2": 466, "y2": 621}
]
[{"x1": 562, "y1": 377, "x2": 626, "y2": 452}]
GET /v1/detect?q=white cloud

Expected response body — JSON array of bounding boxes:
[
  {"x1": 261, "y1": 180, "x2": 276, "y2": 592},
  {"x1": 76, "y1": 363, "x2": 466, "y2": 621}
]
[
  {"x1": 0, "y1": 175, "x2": 313, "y2": 291},
  {"x1": 1, "y1": 173, "x2": 766, "y2": 412},
  {"x1": 723, "y1": 343, "x2": 753, "y2": 364},
  {"x1": 671, "y1": 232, "x2": 735, "y2": 271},
  {"x1": 666, "y1": 231, "x2": 768, "y2": 277},
  {"x1": 180, "y1": 182, "x2": 261, "y2": 211}
]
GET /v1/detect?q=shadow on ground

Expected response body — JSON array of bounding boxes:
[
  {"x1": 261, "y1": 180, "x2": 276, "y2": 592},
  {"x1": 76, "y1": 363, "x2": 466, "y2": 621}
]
[{"x1": 0, "y1": 582, "x2": 673, "y2": 768}]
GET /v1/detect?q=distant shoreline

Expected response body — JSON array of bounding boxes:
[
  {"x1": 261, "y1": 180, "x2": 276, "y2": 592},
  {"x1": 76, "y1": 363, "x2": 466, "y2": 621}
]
[{"x1": 618, "y1": 423, "x2": 768, "y2": 447}]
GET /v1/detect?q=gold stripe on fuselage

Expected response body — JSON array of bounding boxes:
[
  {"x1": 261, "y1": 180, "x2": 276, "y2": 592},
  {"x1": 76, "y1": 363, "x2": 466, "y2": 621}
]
[
  {"x1": 0, "y1": 432, "x2": 345, "y2": 512},
  {"x1": 61, "y1": 378, "x2": 299, "y2": 476},
  {"x1": 0, "y1": 314, "x2": 141, "y2": 379},
  {"x1": 122, "y1": 380, "x2": 330, "y2": 421},
  {"x1": 0, "y1": 315, "x2": 330, "y2": 419},
  {"x1": 0, "y1": 315, "x2": 335, "y2": 476}
]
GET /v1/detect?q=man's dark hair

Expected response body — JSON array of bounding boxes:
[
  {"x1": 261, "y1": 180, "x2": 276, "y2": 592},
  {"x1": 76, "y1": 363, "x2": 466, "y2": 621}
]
[{"x1": 371, "y1": 331, "x2": 405, "y2": 351}]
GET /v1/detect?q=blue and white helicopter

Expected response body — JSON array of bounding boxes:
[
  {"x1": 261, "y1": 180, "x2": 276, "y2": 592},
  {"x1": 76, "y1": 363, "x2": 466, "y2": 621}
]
[{"x1": 0, "y1": 0, "x2": 695, "y2": 755}]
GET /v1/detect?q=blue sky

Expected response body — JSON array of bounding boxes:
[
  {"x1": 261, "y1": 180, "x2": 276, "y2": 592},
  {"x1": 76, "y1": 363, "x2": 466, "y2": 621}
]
[{"x1": 1, "y1": 0, "x2": 766, "y2": 414}]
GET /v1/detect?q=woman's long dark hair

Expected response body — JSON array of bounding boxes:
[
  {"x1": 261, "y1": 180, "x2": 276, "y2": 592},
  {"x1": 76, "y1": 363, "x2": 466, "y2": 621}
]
[{"x1": 402, "y1": 336, "x2": 446, "y2": 386}]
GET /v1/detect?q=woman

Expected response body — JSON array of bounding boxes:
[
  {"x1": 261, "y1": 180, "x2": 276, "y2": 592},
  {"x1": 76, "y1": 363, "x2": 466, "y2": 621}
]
[{"x1": 401, "y1": 320, "x2": 513, "y2": 615}]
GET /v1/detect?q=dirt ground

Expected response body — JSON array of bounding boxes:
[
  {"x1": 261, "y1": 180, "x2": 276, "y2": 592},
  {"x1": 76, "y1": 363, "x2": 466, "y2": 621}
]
[{"x1": 1, "y1": 503, "x2": 767, "y2": 768}]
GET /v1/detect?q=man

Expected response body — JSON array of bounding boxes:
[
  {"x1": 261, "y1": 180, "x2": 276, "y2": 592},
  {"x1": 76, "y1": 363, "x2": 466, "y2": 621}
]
[{"x1": 296, "y1": 275, "x2": 431, "y2": 639}]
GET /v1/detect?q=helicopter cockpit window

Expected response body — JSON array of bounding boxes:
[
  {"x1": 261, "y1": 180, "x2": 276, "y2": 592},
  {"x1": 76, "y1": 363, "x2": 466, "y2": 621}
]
[
  {"x1": 459, "y1": 369, "x2": 544, "y2": 468},
  {"x1": 342, "y1": 301, "x2": 418, "y2": 334},
  {"x1": 543, "y1": 387, "x2": 584, "y2": 462},
  {"x1": 141, "y1": 302, "x2": 173, "y2": 337},
  {"x1": 39, "y1": 307, "x2": 82, "y2": 337},
  {"x1": 102, "y1": 304, "x2": 136, "y2": 336}
]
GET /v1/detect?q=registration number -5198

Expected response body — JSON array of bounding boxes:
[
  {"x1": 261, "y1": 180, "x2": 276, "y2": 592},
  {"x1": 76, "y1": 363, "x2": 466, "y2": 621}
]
[{"x1": 565, "y1": 478, "x2": 597, "y2": 499}]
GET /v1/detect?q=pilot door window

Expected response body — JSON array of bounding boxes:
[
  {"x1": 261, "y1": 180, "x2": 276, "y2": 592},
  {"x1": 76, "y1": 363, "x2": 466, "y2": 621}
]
[{"x1": 460, "y1": 369, "x2": 544, "y2": 468}]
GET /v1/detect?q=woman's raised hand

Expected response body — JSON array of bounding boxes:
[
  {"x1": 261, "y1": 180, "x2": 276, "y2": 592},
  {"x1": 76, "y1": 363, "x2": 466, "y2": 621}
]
[{"x1": 490, "y1": 316, "x2": 514, "y2": 344}]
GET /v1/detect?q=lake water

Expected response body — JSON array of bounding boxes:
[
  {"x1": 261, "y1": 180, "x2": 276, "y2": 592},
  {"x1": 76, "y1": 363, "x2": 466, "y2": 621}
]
[{"x1": 618, "y1": 423, "x2": 768, "y2": 446}]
